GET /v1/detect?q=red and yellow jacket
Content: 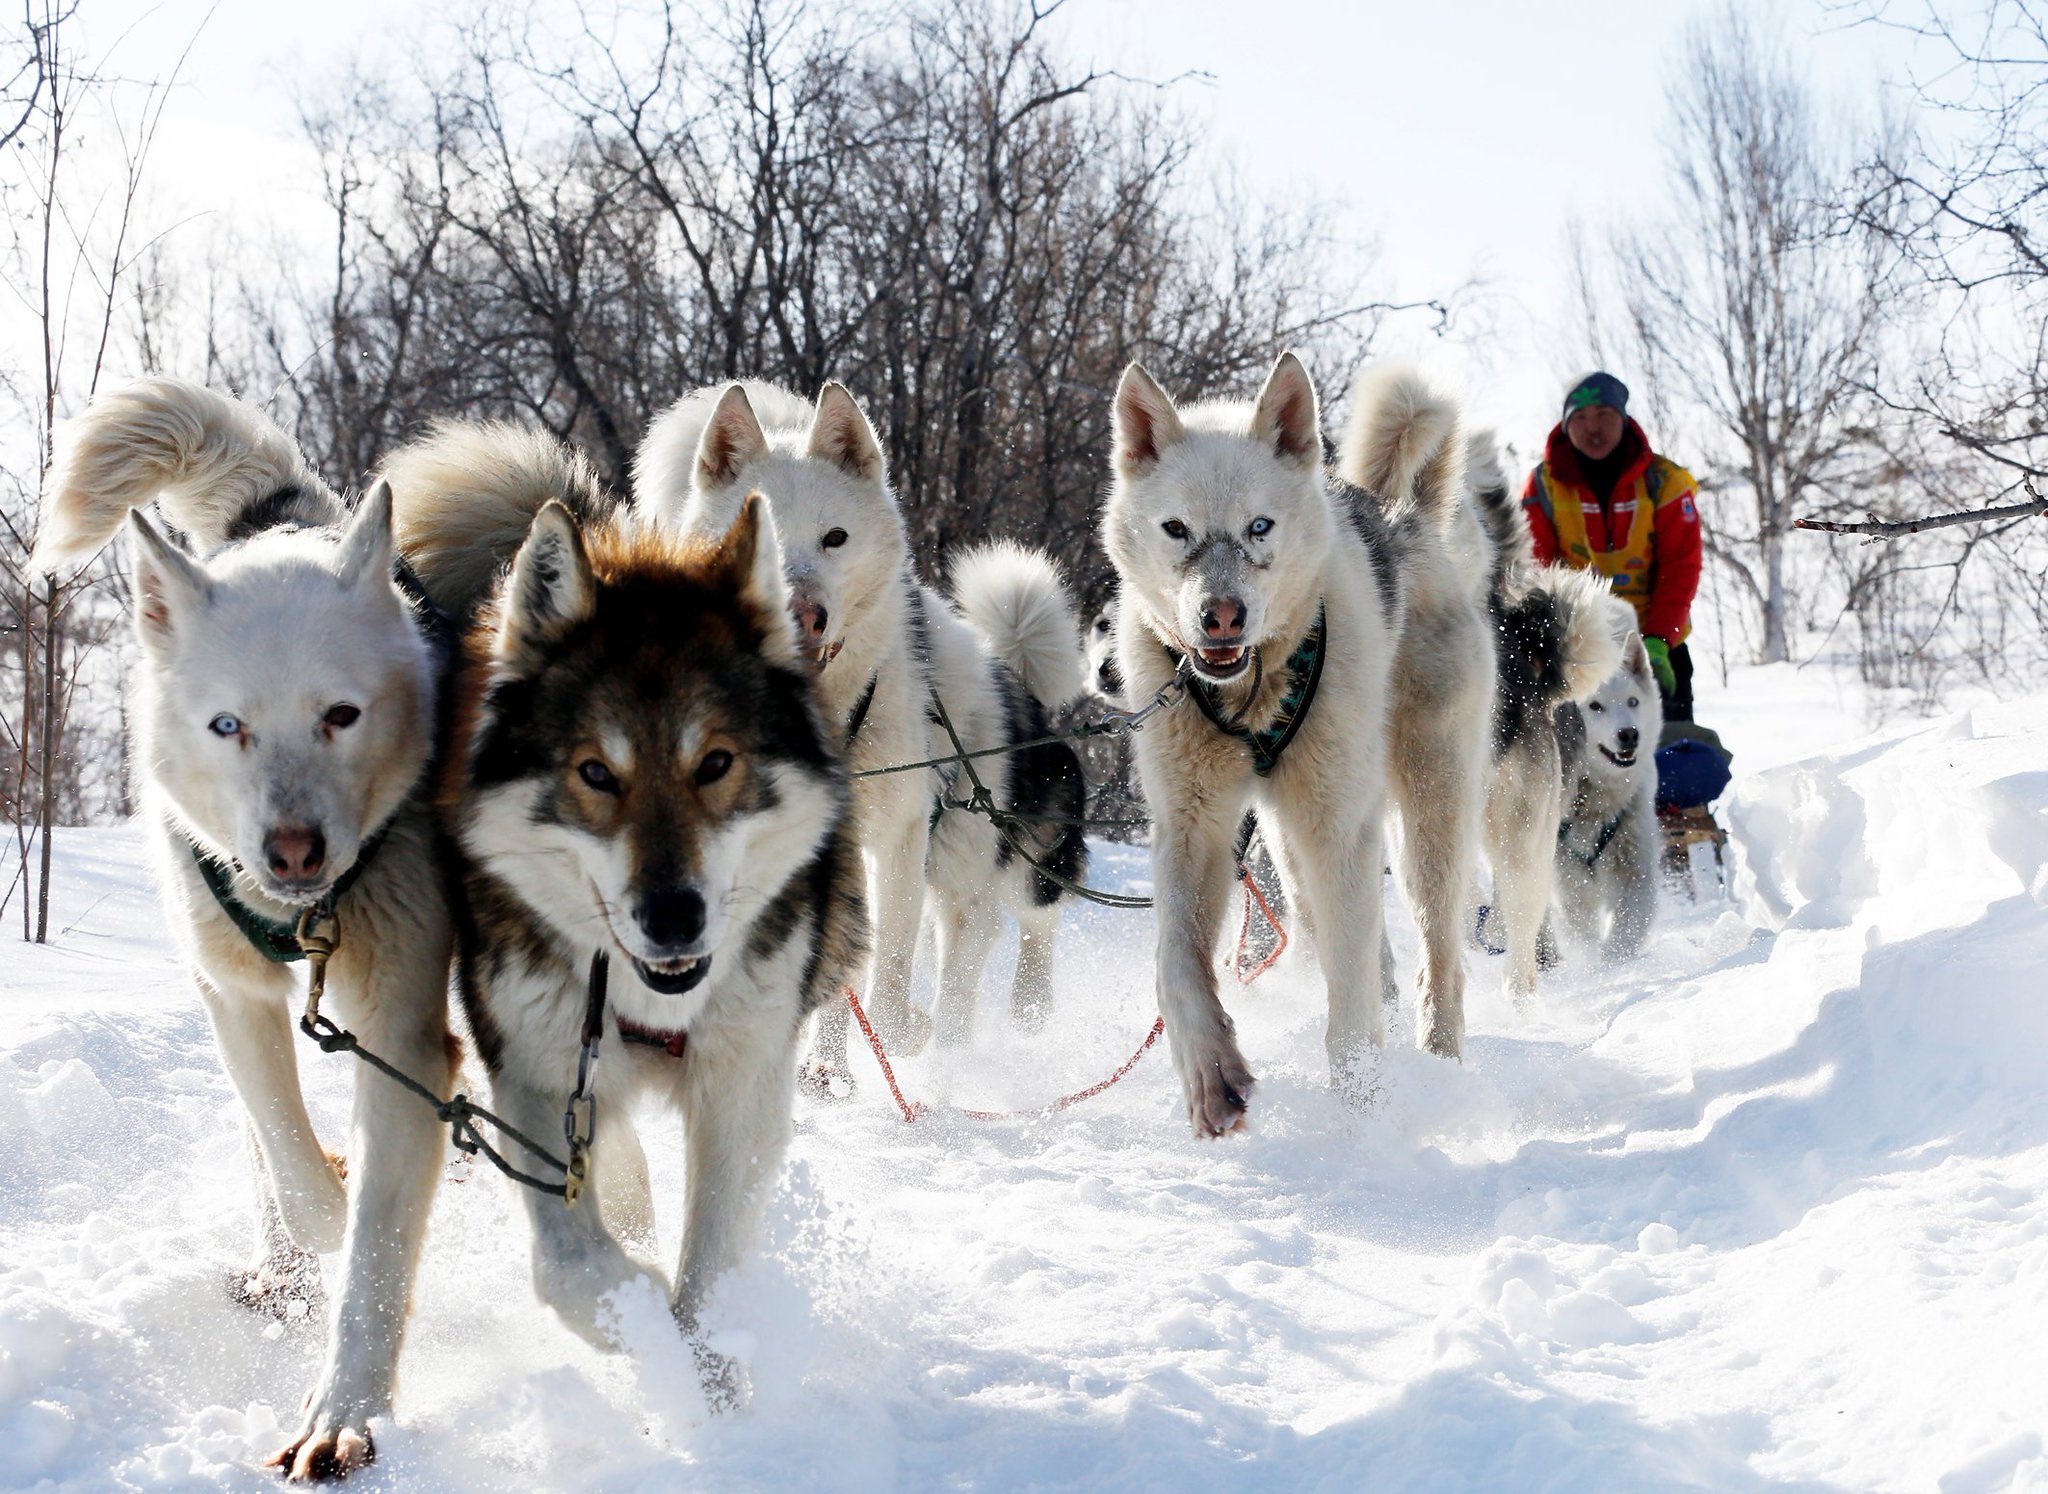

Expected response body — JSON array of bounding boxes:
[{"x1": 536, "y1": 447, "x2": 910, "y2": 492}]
[{"x1": 1522, "y1": 419, "x2": 1702, "y2": 645}]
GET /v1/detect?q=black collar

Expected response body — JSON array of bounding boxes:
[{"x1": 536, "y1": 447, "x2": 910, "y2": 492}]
[{"x1": 1176, "y1": 604, "x2": 1328, "y2": 779}]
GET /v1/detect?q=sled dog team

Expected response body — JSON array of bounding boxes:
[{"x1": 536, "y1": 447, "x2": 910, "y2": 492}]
[{"x1": 30, "y1": 355, "x2": 1647, "y2": 1478}]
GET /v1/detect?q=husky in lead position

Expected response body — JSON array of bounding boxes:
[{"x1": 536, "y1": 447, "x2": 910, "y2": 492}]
[
  {"x1": 1466, "y1": 434, "x2": 1633, "y2": 997},
  {"x1": 1551, "y1": 632, "x2": 1665, "y2": 963},
  {"x1": 32, "y1": 381, "x2": 454, "y2": 1480},
  {"x1": 380, "y1": 423, "x2": 866, "y2": 1395},
  {"x1": 635, "y1": 382, "x2": 1086, "y2": 1059},
  {"x1": 1104, "y1": 352, "x2": 1491, "y2": 1135}
]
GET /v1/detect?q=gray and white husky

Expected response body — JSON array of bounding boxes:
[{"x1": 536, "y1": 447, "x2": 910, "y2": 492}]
[
  {"x1": 31, "y1": 380, "x2": 454, "y2": 1480},
  {"x1": 1101, "y1": 353, "x2": 1492, "y2": 1136},
  {"x1": 635, "y1": 382, "x2": 1087, "y2": 1060},
  {"x1": 1551, "y1": 632, "x2": 1664, "y2": 962},
  {"x1": 380, "y1": 423, "x2": 867, "y2": 1396},
  {"x1": 1466, "y1": 434, "x2": 1633, "y2": 997}
]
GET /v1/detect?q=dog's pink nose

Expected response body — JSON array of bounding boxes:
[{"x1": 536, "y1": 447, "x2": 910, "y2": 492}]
[
  {"x1": 791, "y1": 598, "x2": 830, "y2": 640},
  {"x1": 1200, "y1": 597, "x2": 1246, "y2": 640},
  {"x1": 264, "y1": 826, "x2": 326, "y2": 884}
]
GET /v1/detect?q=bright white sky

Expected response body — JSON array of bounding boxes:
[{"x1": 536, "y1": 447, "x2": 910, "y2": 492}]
[{"x1": 37, "y1": 0, "x2": 1921, "y2": 475}]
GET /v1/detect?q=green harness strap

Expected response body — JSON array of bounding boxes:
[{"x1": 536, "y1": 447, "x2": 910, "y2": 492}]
[
  {"x1": 1182, "y1": 604, "x2": 1328, "y2": 778},
  {"x1": 189, "y1": 824, "x2": 391, "y2": 963},
  {"x1": 1559, "y1": 807, "x2": 1628, "y2": 870}
]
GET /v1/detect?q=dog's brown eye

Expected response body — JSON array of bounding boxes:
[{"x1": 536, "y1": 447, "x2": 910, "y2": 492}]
[
  {"x1": 323, "y1": 703, "x2": 361, "y2": 730},
  {"x1": 1587, "y1": 702, "x2": 1604, "y2": 713},
  {"x1": 578, "y1": 758, "x2": 621, "y2": 794},
  {"x1": 696, "y1": 748, "x2": 734, "y2": 785},
  {"x1": 1162, "y1": 519, "x2": 1190, "y2": 541},
  {"x1": 821, "y1": 528, "x2": 849, "y2": 549}
]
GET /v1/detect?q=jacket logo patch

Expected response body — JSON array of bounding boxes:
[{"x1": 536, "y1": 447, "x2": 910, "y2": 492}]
[{"x1": 1680, "y1": 494, "x2": 1697, "y2": 520}]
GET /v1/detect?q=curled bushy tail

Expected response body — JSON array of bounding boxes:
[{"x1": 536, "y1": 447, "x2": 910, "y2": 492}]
[
  {"x1": 950, "y1": 540, "x2": 1085, "y2": 706},
  {"x1": 1466, "y1": 427, "x2": 1533, "y2": 597},
  {"x1": 380, "y1": 420, "x2": 614, "y2": 623},
  {"x1": 1545, "y1": 566, "x2": 1633, "y2": 705},
  {"x1": 1338, "y1": 363, "x2": 1465, "y2": 527},
  {"x1": 31, "y1": 378, "x2": 339, "y2": 575}
]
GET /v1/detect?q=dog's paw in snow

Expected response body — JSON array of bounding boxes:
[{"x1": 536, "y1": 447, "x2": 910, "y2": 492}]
[
  {"x1": 868, "y1": 995, "x2": 933, "y2": 1058},
  {"x1": 267, "y1": 1402, "x2": 375, "y2": 1483},
  {"x1": 1177, "y1": 1028, "x2": 1255, "y2": 1137}
]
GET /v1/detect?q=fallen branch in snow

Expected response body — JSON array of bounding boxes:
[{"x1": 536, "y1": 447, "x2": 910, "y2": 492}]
[{"x1": 1795, "y1": 484, "x2": 2048, "y2": 542}]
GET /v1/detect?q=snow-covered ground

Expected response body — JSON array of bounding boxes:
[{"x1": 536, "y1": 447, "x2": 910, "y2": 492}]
[{"x1": 5, "y1": 664, "x2": 2047, "y2": 1492}]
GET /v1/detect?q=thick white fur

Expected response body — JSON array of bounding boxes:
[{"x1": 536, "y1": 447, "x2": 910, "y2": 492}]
[
  {"x1": 36, "y1": 380, "x2": 451, "y2": 1478},
  {"x1": 1552, "y1": 633, "x2": 1664, "y2": 962},
  {"x1": 1338, "y1": 363, "x2": 1497, "y2": 1059},
  {"x1": 950, "y1": 540, "x2": 1086, "y2": 706},
  {"x1": 635, "y1": 381, "x2": 1086, "y2": 1056},
  {"x1": 31, "y1": 378, "x2": 333, "y2": 573},
  {"x1": 1104, "y1": 352, "x2": 1403, "y2": 1135}
]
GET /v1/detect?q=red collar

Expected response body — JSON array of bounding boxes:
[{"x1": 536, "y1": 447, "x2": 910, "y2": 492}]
[{"x1": 617, "y1": 1016, "x2": 688, "y2": 1059}]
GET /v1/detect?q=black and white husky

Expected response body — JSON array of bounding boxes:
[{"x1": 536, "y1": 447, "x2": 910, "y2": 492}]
[
  {"x1": 635, "y1": 382, "x2": 1087, "y2": 1060},
  {"x1": 32, "y1": 381, "x2": 454, "y2": 1479},
  {"x1": 381, "y1": 423, "x2": 867, "y2": 1397},
  {"x1": 1466, "y1": 434, "x2": 1632, "y2": 997}
]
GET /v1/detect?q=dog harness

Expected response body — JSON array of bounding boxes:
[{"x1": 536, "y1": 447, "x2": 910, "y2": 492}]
[
  {"x1": 1181, "y1": 604, "x2": 1327, "y2": 778},
  {"x1": 188, "y1": 822, "x2": 391, "y2": 963},
  {"x1": 1558, "y1": 806, "x2": 1629, "y2": 869},
  {"x1": 844, "y1": 673, "x2": 879, "y2": 743}
]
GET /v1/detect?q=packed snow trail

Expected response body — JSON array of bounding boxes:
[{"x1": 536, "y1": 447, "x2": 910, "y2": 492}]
[{"x1": 3, "y1": 684, "x2": 2046, "y2": 1491}]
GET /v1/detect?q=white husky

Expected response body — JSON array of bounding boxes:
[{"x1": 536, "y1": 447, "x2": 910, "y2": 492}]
[
  {"x1": 635, "y1": 382, "x2": 1088, "y2": 1058},
  {"x1": 1551, "y1": 634, "x2": 1664, "y2": 962},
  {"x1": 30, "y1": 380, "x2": 453, "y2": 1480},
  {"x1": 1103, "y1": 352, "x2": 1489, "y2": 1136}
]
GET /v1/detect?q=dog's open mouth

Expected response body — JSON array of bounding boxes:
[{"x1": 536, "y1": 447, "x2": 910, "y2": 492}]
[
  {"x1": 1599, "y1": 745, "x2": 1638, "y2": 768},
  {"x1": 631, "y1": 952, "x2": 713, "y2": 995},
  {"x1": 814, "y1": 639, "x2": 845, "y2": 671},
  {"x1": 1195, "y1": 644, "x2": 1250, "y2": 680}
]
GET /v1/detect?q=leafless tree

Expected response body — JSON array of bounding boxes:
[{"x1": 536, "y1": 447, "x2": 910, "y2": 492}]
[{"x1": 1603, "y1": 7, "x2": 1899, "y2": 665}]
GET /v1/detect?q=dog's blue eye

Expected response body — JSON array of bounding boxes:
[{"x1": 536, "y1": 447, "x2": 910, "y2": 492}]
[
  {"x1": 1248, "y1": 516, "x2": 1273, "y2": 538},
  {"x1": 1627, "y1": 697, "x2": 1639, "y2": 708},
  {"x1": 578, "y1": 758, "x2": 621, "y2": 794},
  {"x1": 696, "y1": 749, "x2": 734, "y2": 786},
  {"x1": 1162, "y1": 519, "x2": 1189, "y2": 541},
  {"x1": 208, "y1": 714, "x2": 241, "y2": 738},
  {"x1": 821, "y1": 528, "x2": 849, "y2": 549}
]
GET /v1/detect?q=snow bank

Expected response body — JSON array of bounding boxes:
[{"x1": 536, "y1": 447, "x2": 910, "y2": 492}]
[{"x1": 4, "y1": 689, "x2": 2046, "y2": 1490}]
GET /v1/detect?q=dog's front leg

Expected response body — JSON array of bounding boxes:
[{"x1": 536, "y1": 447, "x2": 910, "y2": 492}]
[
  {"x1": 1388, "y1": 715, "x2": 1485, "y2": 1059},
  {"x1": 196, "y1": 971, "x2": 347, "y2": 1255},
  {"x1": 864, "y1": 804, "x2": 932, "y2": 1054},
  {"x1": 1147, "y1": 773, "x2": 1254, "y2": 1137},
  {"x1": 1275, "y1": 799, "x2": 1388, "y2": 1083},
  {"x1": 673, "y1": 1027, "x2": 798, "y2": 1406},
  {"x1": 271, "y1": 955, "x2": 450, "y2": 1482}
]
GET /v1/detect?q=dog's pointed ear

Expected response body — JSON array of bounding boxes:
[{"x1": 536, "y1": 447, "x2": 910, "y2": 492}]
[
  {"x1": 335, "y1": 479, "x2": 396, "y2": 591},
  {"x1": 1619, "y1": 629, "x2": 1650, "y2": 681},
  {"x1": 1112, "y1": 363, "x2": 1185, "y2": 477},
  {"x1": 127, "y1": 510, "x2": 210, "y2": 654},
  {"x1": 807, "y1": 382, "x2": 885, "y2": 483},
  {"x1": 499, "y1": 501, "x2": 595, "y2": 664},
  {"x1": 709, "y1": 493, "x2": 803, "y2": 668},
  {"x1": 1249, "y1": 351, "x2": 1321, "y2": 469},
  {"x1": 697, "y1": 383, "x2": 770, "y2": 489}
]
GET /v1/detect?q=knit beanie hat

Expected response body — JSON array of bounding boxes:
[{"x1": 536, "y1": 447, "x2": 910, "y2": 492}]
[{"x1": 1563, "y1": 371, "x2": 1629, "y2": 423}]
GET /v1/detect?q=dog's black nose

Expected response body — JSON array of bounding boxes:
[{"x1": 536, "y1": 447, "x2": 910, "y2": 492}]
[
  {"x1": 1617, "y1": 726, "x2": 1640, "y2": 753},
  {"x1": 264, "y1": 825, "x2": 327, "y2": 885},
  {"x1": 1200, "y1": 596, "x2": 1246, "y2": 640},
  {"x1": 637, "y1": 885, "x2": 706, "y2": 949},
  {"x1": 1097, "y1": 658, "x2": 1124, "y2": 696}
]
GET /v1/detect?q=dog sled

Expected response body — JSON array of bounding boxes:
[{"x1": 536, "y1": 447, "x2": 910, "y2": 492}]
[{"x1": 1656, "y1": 720, "x2": 1733, "y2": 897}]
